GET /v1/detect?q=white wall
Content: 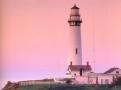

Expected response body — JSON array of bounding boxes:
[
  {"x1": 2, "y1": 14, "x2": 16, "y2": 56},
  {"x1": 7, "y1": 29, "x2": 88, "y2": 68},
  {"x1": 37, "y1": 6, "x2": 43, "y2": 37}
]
[
  {"x1": 68, "y1": 26, "x2": 82, "y2": 65},
  {"x1": 88, "y1": 77, "x2": 97, "y2": 84},
  {"x1": 70, "y1": 71, "x2": 80, "y2": 77},
  {"x1": 75, "y1": 76, "x2": 88, "y2": 84},
  {"x1": 74, "y1": 73, "x2": 114, "y2": 85},
  {"x1": 97, "y1": 75, "x2": 113, "y2": 84}
]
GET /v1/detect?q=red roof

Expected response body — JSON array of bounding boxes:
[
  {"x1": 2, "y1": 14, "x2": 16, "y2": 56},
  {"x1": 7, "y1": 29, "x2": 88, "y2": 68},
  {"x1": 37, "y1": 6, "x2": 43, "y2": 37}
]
[
  {"x1": 71, "y1": 4, "x2": 79, "y2": 9},
  {"x1": 68, "y1": 65, "x2": 92, "y2": 71}
]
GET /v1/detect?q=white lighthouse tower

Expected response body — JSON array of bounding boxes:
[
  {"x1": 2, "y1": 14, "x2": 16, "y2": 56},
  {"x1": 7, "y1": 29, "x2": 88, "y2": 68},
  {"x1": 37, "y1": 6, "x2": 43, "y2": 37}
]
[{"x1": 68, "y1": 4, "x2": 82, "y2": 65}]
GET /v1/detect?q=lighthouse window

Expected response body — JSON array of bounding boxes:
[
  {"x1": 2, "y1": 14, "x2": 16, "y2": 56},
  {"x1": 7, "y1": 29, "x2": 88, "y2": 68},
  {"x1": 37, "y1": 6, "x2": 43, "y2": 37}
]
[
  {"x1": 75, "y1": 22, "x2": 78, "y2": 25},
  {"x1": 77, "y1": 22, "x2": 80, "y2": 26},
  {"x1": 76, "y1": 48, "x2": 78, "y2": 54},
  {"x1": 116, "y1": 71, "x2": 119, "y2": 74}
]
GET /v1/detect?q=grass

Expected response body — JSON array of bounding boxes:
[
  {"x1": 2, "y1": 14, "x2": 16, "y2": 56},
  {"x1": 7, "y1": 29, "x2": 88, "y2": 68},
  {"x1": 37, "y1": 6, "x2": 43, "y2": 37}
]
[{"x1": 17, "y1": 83, "x2": 120, "y2": 90}]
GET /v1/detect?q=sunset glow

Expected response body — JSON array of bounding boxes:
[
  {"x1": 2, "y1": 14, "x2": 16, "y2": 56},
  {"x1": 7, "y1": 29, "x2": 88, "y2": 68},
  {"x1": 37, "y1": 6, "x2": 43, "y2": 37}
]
[{"x1": 1, "y1": 0, "x2": 121, "y2": 88}]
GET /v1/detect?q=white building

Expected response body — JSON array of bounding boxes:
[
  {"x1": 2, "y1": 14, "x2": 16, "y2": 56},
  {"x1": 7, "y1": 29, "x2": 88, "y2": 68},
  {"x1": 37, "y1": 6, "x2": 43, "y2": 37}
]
[
  {"x1": 66, "y1": 62, "x2": 92, "y2": 78},
  {"x1": 104, "y1": 67, "x2": 121, "y2": 75},
  {"x1": 66, "y1": 4, "x2": 121, "y2": 85},
  {"x1": 68, "y1": 67, "x2": 121, "y2": 85},
  {"x1": 68, "y1": 4, "x2": 82, "y2": 65}
]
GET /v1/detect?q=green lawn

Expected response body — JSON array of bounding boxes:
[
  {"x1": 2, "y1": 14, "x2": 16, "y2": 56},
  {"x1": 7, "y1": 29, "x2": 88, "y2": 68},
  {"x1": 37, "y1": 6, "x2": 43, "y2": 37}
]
[{"x1": 17, "y1": 84, "x2": 121, "y2": 90}]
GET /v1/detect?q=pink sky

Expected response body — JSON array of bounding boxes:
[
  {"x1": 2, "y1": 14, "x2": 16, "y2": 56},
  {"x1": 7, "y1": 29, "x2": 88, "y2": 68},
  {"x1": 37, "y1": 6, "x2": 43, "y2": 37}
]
[{"x1": 1, "y1": 0, "x2": 121, "y2": 88}]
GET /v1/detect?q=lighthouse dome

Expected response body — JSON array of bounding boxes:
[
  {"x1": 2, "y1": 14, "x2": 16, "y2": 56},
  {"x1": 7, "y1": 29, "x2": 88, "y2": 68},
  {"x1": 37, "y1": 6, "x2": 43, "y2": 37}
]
[
  {"x1": 70, "y1": 4, "x2": 80, "y2": 16},
  {"x1": 71, "y1": 4, "x2": 79, "y2": 9}
]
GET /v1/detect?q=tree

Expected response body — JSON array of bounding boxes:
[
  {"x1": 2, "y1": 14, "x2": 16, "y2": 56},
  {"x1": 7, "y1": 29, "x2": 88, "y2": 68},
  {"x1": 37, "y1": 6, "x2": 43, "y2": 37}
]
[
  {"x1": 112, "y1": 77, "x2": 121, "y2": 86},
  {"x1": 66, "y1": 79, "x2": 72, "y2": 84}
]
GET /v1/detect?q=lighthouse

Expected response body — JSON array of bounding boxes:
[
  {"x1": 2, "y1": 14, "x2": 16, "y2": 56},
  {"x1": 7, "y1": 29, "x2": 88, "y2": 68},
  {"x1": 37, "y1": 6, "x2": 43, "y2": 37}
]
[
  {"x1": 66, "y1": 5, "x2": 92, "y2": 78},
  {"x1": 68, "y1": 4, "x2": 82, "y2": 65}
]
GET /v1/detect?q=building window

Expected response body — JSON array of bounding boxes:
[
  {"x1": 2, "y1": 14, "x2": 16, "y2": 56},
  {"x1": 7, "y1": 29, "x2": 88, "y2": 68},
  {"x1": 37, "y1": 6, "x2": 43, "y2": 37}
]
[
  {"x1": 116, "y1": 71, "x2": 119, "y2": 74},
  {"x1": 89, "y1": 79, "x2": 93, "y2": 84},
  {"x1": 101, "y1": 79, "x2": 104, "y2": 84},
  {"x1": 74, "y1": 73, "x2": 76, "y2": 76},
  {"x1": 80, "y1": 68, "x2": 83, "y2": 76},
  {"x1": 76, "y1": 48, "x2": 78, "y2": 54},
  {"x1": 105, "y1": 79, "x2": 109, "y2": 84}
]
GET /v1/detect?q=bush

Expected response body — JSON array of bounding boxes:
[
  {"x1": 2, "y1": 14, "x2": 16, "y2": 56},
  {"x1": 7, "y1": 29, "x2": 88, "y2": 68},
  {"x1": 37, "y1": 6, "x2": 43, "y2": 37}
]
[{"x1": 111, "y1": 77, "x2": 121, "y2": 86}]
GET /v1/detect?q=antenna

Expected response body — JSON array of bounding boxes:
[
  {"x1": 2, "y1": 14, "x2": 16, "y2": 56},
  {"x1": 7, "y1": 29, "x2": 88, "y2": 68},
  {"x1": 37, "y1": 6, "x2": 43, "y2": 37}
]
[
  {"x1": 92, "y1": 6, "x2": 96, "y2": 72},
  {"x1": 73, "y1": 1, "x2": 78, "y2": 7}
]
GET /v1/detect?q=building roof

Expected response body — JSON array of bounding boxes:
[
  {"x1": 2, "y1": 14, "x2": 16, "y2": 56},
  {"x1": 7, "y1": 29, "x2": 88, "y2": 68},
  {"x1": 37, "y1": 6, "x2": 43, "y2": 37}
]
[
  {"x1": 104, "y1": 67, "x2": 120, "y2": 74},
  {"x1": 2, "y1": 81, "x2": 19, "y2": 90},
  {"x1": 71, "y1": 4, "x2": 79, "y2": 9},
  {"x1": 18, "y1": 79, "x2": 54, "y2": 83},
  {"x1": 68, "y1": 65, "x2": 92, "y2": 71}
]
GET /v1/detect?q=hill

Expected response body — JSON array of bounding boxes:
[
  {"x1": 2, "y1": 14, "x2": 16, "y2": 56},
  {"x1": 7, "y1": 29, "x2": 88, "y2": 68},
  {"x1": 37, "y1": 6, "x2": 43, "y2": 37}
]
[{"x1": 2, "y1": 82, "x2": 121, "y2": 90}]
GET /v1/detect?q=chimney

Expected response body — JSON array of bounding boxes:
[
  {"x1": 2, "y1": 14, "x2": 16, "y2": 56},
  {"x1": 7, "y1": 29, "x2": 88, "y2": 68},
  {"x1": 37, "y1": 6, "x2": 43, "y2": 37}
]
[
  {"x1": 70, "y1": 61, "x2": 72, "y2": 66},
  {"x1": 87, "y1": 61, "x2": 89, "y2": 66}
]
